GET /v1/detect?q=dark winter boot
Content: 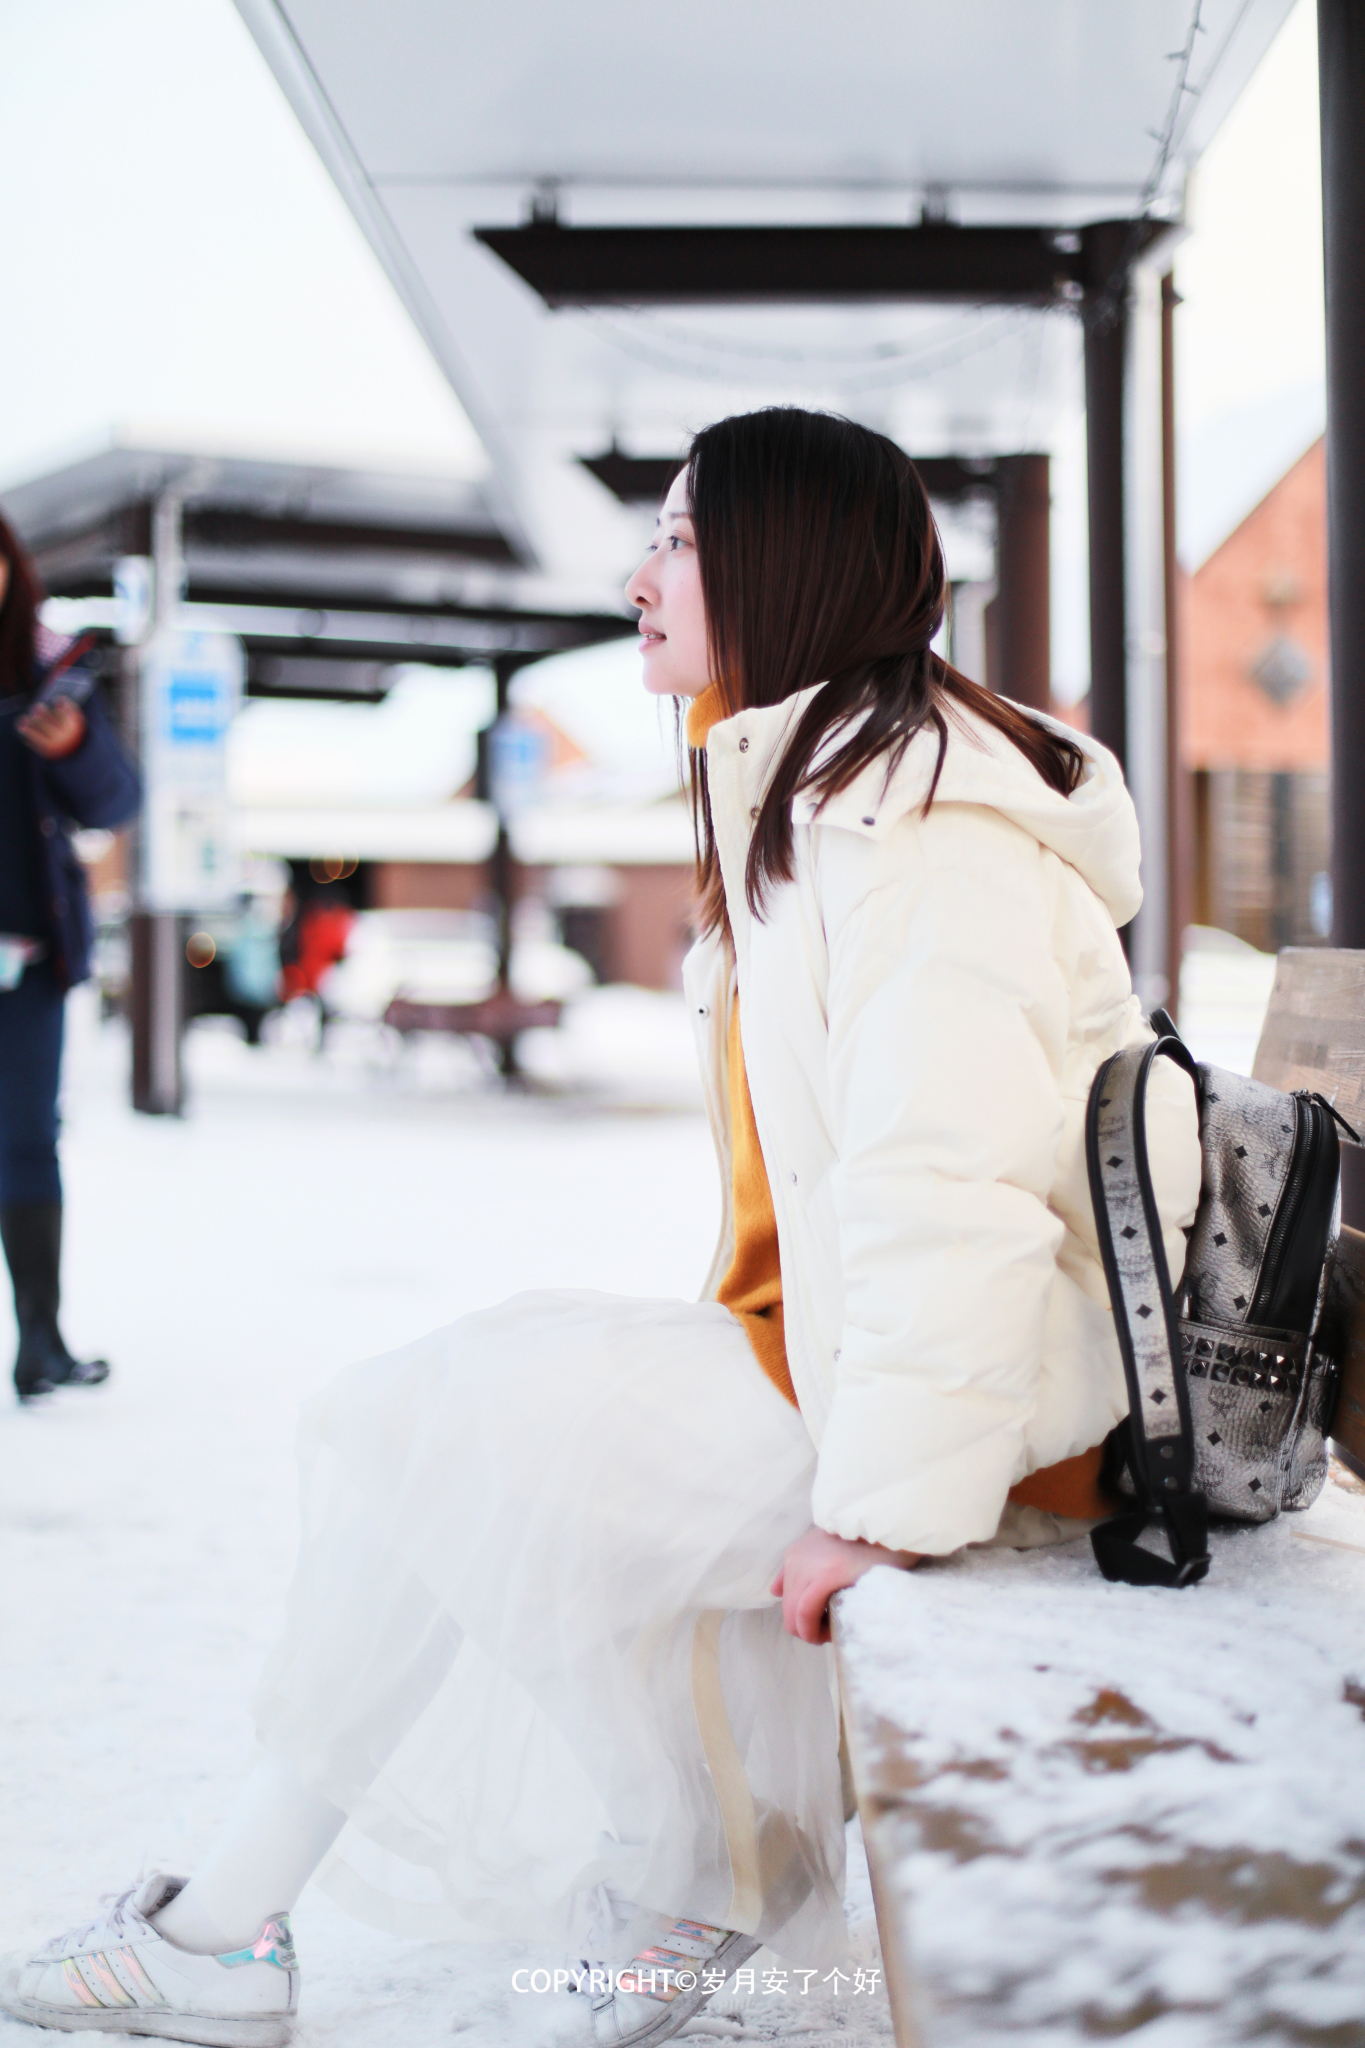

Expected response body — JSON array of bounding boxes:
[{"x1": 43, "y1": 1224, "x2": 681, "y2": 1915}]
[{"x1": 0, "y1": 1203, "x2": 110, "y2": 1401}]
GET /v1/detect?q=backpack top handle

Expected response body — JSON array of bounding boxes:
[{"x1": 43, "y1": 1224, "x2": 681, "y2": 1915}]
[{"x1": 1086, "y1": 1033, "x2": 1211, "y2": 1589}]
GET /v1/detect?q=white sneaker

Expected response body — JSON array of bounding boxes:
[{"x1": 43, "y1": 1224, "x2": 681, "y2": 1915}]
[
  {"x1": 589, "y1": 1918, "x2": 760, "y2": 2046},
  {"x1": 1, "y1": 1874, "x2": 298, "y2": 2047}
]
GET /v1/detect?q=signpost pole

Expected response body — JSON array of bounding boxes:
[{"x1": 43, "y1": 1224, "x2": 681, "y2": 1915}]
[
  {"x1": 129, "y1": 491, "x2": 244, "y2": 1115},
  {"x1": 131, "y1": 493, "x2": 187, "y2": 1115}
]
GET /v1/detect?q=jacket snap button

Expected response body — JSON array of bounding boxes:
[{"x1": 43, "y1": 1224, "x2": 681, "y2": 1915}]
[
  {"x1": 738, "y1": 737, "x2": 749, "y2": 752},
  {"x1": 750, "y1": 806, "x2": 760, "y2": 820},
  {"x1": 833, "y1": 1348, "x2": 841, "y2": 1362},
  {"x1": 790, "y1": 1171, "x2": 798, "y2": 1186},
  {"x1": 861, "y1": 815, "x2": 875, "y2": 827},
  {"x1": 698, "y1": 1005, "x2": 708, "y2": 1017}
]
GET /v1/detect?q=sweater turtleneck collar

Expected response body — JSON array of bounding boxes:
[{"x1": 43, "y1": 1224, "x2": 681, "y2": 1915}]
[{"x1": 684, "y1": 682, "x2": 730, "y2": 749}]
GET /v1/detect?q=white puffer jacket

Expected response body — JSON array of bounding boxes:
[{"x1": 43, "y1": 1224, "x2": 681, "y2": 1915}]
[{"x1": 683, "y1": 684, "x2": 1202, "y2": 1557}]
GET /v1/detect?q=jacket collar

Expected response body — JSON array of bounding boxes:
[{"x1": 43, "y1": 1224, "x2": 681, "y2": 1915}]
[
  {"x1": 694, "y1": 682, "x2": 826, "y2": 779},
  {"x1": 698, "y1": 682, "x2": 1142, "y2": 929}
]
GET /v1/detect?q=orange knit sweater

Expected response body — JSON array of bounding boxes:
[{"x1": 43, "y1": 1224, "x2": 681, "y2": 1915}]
[{"x1": 716, "y1": 995, "x2": 797, "y2": 1407}]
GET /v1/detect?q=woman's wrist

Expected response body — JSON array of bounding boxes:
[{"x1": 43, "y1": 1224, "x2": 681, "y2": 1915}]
[
  {"x1": 866, "y1": 1540, "x2": 921, "y2": 1571},
  {"x1": 772, "y1": 1527, "x2": 922, "y2": 1643},
  {"x1": 827, "y1": 1534, "x2": 920, "y2": 1572}
]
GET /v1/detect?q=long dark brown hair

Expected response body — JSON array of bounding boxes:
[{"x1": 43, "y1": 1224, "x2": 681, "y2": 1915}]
[
  {"x1": 0, "y1": 511, "x2": 43, "y2": 699},
  {"x1": 684, "y1": 408, "x2": 1084, "y2": 931}
]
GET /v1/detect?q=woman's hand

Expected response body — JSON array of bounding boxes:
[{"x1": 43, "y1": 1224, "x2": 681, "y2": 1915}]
[
  {"x1": 771, "y1": 1527, "x2": 921, "y2": 1644},
  {"x1": 17, "y1": 696, "x2": 86, "y2": 760}
]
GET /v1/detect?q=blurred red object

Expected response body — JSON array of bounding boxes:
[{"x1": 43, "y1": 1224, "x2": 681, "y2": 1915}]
[{"x1": 281, "y1": 902, "x2": 355, "y2": 1000}]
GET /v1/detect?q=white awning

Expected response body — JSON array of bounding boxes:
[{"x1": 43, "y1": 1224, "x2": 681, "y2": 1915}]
[{"x1": 234, "y1": 0, "x2": 1295, "y2": 588}]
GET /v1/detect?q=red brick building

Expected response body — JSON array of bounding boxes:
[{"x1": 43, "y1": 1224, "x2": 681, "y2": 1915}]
[{"x1": 1181, "y1": 437, "x2": 1330, "y2": 950}]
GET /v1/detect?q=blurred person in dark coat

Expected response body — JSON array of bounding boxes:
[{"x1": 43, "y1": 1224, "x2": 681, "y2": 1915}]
[{"x1": 0, "y1": 513, "x2": 140, "y2": 1400}]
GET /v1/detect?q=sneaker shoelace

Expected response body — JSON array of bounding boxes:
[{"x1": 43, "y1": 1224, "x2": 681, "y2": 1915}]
[{"x1": 41, "y1": 1887, "x2": 144, "y2": 1960}]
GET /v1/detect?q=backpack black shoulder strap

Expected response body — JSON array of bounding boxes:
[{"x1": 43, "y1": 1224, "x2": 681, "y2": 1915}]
[{"x1": 1086, "y1": 1032, "x2": 1210, "y2": 1588}]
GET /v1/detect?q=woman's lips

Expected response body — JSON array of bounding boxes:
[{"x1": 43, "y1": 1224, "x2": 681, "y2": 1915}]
[{"x1": 639, "y1": 629, "x2": 665, "y2": 648}]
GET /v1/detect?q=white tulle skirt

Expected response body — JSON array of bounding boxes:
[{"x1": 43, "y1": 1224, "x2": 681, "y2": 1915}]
[{"x1": 253, "y1": 1290, "x2": 847, "y2": 1964}]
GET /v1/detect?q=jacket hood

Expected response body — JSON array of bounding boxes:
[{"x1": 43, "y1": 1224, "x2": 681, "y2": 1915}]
[{"x1": 778, "y1": 687, "x2": 1143, "y2": 928}]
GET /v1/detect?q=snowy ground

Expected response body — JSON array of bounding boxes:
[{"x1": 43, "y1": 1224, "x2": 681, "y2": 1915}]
[{"x1": 0, "y1": 991, "x2": 890, "y2": 2048}]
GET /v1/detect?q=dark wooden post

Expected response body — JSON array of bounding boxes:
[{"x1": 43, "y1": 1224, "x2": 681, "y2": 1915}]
[
  {"x1": 993, "y1": 455, "x2": 1051, "y2": 712},
  {"x1": 1082, "y1": 223, "x2": 1132, "y2": 772},
  {"x1": 487, "y1": 654, "x2": 520, "y2": 1077},
  {"x1": 1318, "y1": 0, "x2": 1365, "y2": 1224},
  {"x1": 490, "y1": 657, "x2": 516, "y2": 985},
  {"x1": 1162, "y1": 272, "x2": 1192, "y2": 1018},
  {"x1": 1319, "y1": 0, "x2": 1365, "y2": 949}
]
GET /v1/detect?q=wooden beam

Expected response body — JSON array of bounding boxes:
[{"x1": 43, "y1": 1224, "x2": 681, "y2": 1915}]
[
  {"x1": 581, "y1": 447, "x2": 1015, "y2": 508},
  {"x1": 476, "y1": 221, "x2": 1103, "y2": 307}
]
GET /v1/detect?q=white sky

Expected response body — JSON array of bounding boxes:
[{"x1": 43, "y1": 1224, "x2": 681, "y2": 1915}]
[
  {"x1": 0, "y1": 0, "x2": 1327, "y2": 577},
  {"x1": 0, "y1": 0, "x2": 483, "y2": 483},
  {"x1": 1175, "y1": 1, "x2": 1323, "y2": 430},
  {"x1": 1173, "y1": 0, "x2": 1326, "y2": 565}
]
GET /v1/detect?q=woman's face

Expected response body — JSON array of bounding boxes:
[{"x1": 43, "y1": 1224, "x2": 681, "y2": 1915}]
[{"x1": 625, "y1": 468, "x2": 711, "y2": 698}]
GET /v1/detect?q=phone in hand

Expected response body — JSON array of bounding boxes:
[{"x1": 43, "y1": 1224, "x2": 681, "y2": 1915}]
[{"x1": 30, "y1": 637, "x2": 96, "y2": 710}]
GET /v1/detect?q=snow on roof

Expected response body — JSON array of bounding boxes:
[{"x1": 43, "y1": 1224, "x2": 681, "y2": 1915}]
[{"x1": 1178, "y1": 378, "x2": 1325, "y2": 571}]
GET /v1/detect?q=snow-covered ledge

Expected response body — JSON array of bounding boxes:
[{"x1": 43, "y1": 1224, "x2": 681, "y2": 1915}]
[{"x1": 833, "y1": 1463, "x2": 1365, "y2": 2045}]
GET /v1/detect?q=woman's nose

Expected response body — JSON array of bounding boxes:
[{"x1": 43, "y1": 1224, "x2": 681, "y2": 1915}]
[{"x1": 625, "y1": 556, "x2": 655, "y2": 610}]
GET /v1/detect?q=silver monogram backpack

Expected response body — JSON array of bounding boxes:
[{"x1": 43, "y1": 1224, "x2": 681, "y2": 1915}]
[{"x1": 1086, "y1": 1010, "x2": 1360, "y2": 1587}]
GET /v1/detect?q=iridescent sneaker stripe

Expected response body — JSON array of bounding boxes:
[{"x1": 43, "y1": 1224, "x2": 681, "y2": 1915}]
[
  {"x1": 83, "y1": 1951, "x2": 136, "y2": 2007},
  {"x1": 669, "y1": 1921, "x2": 724, "y2": 1944},
  {"x1": 59, "y1": 1958, "x2": 103, "y2": 2008},
  {"x1": 616, "y1": 1966, "x2": 682, "y2": 2003},
  {"x1": 615, "y1": 1919, "x2": 739, "y2": 2002},
  {"x1": 617, "y1": 1946, "x2": 699, "y2": 2003},
  {"x1": 217, "y1": 1915, "x2": 297, "y2": 1971},
  {"x1": 115, "y1": 1945, "x2": 165, "y2": 2004}
]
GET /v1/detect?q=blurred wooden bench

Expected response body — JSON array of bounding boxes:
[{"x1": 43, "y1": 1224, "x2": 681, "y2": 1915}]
[
  {"x1": 833, "y1": 948, "x2": 1365, "y2": 2047},
  {"x1": 1256, "y1": 949, "x2": 1365, "y2": 1477}
]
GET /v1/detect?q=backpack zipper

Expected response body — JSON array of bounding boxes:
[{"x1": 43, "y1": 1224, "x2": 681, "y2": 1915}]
[{"x1": 1248, "y1": 1092, "x2": 1322, "y2": 1327}]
